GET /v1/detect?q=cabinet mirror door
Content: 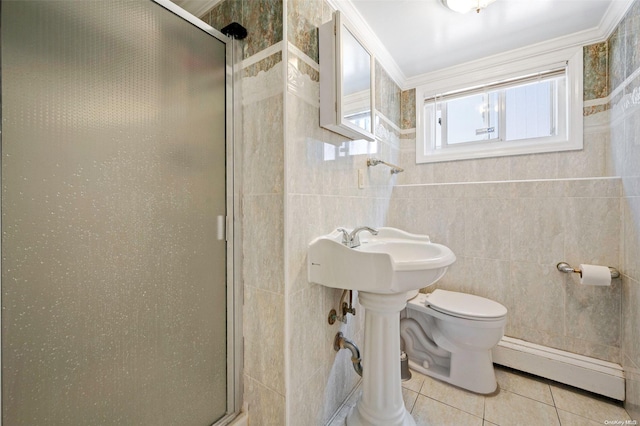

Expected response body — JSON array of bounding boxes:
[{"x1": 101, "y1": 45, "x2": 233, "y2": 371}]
[
  {"x1": 340, "y1": 26, "x2": 373, "y2": 137},
  {"x1": 320, "y1": 11, "x2": 375, "y2": 141}
]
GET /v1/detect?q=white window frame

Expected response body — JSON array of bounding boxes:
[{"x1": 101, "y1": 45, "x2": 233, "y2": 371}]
[{"x1": 416, "y1": 47, "x2": 583, "y2": 164}]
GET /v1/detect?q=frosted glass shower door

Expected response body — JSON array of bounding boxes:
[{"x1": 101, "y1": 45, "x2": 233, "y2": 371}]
[{"x1": 1, "y1": 1, "x2": 230, "y2": 424}]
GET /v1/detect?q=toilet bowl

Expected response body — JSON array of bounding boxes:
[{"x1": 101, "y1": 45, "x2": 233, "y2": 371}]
[{"x1": 400, "y1": 289, "x2": 507, "y2": 394}]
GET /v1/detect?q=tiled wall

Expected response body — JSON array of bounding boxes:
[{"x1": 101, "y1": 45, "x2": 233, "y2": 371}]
[
  {"x1": 204, "y1": 0, "x2": 403, "y2": 424},
  {"x1": 204, "y1": 0, "x2": 640, "y2": 421},
  {"x1": 388, "y1": 178, "x2": 622, "y2": 362},
  {"x1": 609, "y1": 0, "x2": 640, "y2": 419},
  {"x1": 204, "y1": 1, "x2": 288, "y2": 424},
  {"x1": 285, "y1": 1, "x2": 402, "y2": 424},
  {"x1": 394, "y1": 0, "x2": 640, "y2": 418}
]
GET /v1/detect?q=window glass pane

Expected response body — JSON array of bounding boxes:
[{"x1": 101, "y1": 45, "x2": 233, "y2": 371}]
[
  {"x1": 444, "y1": 92, "x2": 499, "y2": 145},
  {"x1": 505, "y1": 79, "x2": 557, "y2": 141}
]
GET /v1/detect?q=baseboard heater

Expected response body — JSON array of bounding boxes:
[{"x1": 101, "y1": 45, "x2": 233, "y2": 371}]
[{"x1": 492, "y1": 336, "x2": 625, "y2": 401}]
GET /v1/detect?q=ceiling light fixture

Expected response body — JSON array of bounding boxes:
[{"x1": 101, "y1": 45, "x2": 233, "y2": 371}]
[{"x1": 442, "y1": 0, "x2": 496, "y2": 14}]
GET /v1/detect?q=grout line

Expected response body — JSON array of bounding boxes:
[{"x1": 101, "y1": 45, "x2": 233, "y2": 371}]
[{"x1": 419, "y1": 394, "x2": 485, "y2": 420}]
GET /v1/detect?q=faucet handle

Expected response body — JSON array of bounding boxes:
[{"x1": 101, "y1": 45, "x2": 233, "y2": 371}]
[
  {"x1": 337, "y1": 228, "x2": 350, "y2": 246},
  {"x1": 349, "y1": 226, "x2": 378, "y2": 248}
]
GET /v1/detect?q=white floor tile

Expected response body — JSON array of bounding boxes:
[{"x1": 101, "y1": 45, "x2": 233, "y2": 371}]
[
  {"x1": 411, "y1": 394, "x2": 484, "y2": 426},
  {"x1": 550, "y1": 384, "x2": 631, "y2": 423},
  {"x1": 485, "y1": 389, "x2": 559, "y2": 426}
]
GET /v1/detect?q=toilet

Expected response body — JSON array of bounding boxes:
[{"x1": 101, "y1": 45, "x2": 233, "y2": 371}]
[{"x1": 400, "y1": 289, "x2": 507, "y2": 394}]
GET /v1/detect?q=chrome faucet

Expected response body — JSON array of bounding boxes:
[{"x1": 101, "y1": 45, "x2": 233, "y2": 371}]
[{"x1": 337, "y1": 226, "x2": 379, "y2": 248}]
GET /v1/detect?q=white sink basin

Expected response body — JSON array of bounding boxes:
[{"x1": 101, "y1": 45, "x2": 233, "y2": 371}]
[{"x1": 308, "y1": 227, "x2": 456, "y2": 294}]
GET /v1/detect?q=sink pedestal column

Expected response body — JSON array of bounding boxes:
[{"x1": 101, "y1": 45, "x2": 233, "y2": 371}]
[{"x1": 347, "y1": 291, "x2": 416, "y2": 426}]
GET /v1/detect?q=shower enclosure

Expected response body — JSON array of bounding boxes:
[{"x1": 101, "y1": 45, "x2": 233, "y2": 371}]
[{"x1": 1, "y1": 1, "x2": 241, "y2": 424}]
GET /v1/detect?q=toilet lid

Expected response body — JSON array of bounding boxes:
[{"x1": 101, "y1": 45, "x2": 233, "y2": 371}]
[{"x1": 425, "y1": 289, "x2": 507, "y2": 319}]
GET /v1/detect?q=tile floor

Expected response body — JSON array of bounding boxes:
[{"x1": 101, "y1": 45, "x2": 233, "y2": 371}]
[{"x1": 328, "y1": 366, "x2": 636, "y2": 425}]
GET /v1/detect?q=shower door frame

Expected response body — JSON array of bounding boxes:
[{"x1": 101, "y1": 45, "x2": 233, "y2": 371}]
[
  {"x1": 151, "y1": 1, "x2": 244, "y2": 422},
  {"x1": 0, "y1": 1, "x2": 244, "y2": 424}
]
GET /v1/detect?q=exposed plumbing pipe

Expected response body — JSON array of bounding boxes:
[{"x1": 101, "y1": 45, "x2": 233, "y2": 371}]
[
  {"x1": 334, "y1": 332, "x2": 363, "y2": 377},
  {"x1": 339, "y1": 289, "x2": 356, "y2": 322}
]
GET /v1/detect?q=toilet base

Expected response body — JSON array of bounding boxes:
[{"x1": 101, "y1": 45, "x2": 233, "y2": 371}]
[{"x1": 408, "y1": 349, "x2": 498, "y2": 394}]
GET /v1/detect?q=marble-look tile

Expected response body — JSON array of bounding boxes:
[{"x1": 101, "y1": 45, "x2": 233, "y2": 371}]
[
  {"x1": 550, "y1": 384, "x2": 631, "y2": 422},
  {"x1": 509, "y1": 151, "x2": 559, "y2": 180},
  {"x1": 557, "y1": 131, "x2": 609, "y2": 179},
  {"x1": 622, "y1": 357, "x2": 640, "y2": 421},
  {"x1": 622, "y1": 277, "x2": 640, "y2": 366},
  {"x1": 243, "y1": 51, "x2": 283, "y2": 78},
  {"x1": 610, "y1": 108, "x2": 627, "y2": 176},
  {"x1": 397, "y1": 150, "x2": 434, "y2": 185},
  {"x1": 506, "y1": 324, "x2": 566, "y2": 354},
  {"x1": 562, "y1": 335, "x2": 620, "y2": 364},
  {"x1": 609, "y1": 23, "x2": 627, "y2": 93},
  {"x1": 494, "y1": 367, "x2": 554, "y2": 405},
  {"x1": 243, "y1": 287, "x2": 285, "y2": 395},
  {"x1": 484, "y1": 389, "x2": 559, "y2": 426},
  {"x1": 288, "y1": 0, "x2": 325, "y2": 63},
  {"x1": 386, "y1": 197, "x2": 428, "y2": 235},
  {"x1": 375, "y1": 61, "x2": 401, "y2": 128},
  {"x1": 243, "y1": 94, "x2": 284, "y2": 194},
  {"x1": 417, "y1": 375, "x2": 485, "y2": 417},
  {"x1": 288, "y1": 368, "x2": 329, "y2": 426},
  {"x1": 242, "y1": 195, "x2": 284, "y2": 294},
  {"x1": 401, "y1": 89, "x2": 416, "y2": 130},
  {"x1": 509, "y1": 179, "x2": 566, "y2": 198},
  {"x1": 564, "y1": 274, "x2": 621, "y2": 347},
  {"x1": 584, "y1": 103, "x2": 610, "y2": 117},
  {"x1": 206, "y1": 0, "x2": 241, "y2": 34},
  {"x1": 462, "y1": 257, "x2": 511, "y2": 311},
  {"x1": 625, "y1": 0, "x2": 640, "y2": 80},
  {"x1": 563, "y1": 197, "x2": 621, "y2": 267},
  {"x1": 243, "y1": 375, "x2": 286, "y2": 426},
  {"x1": 402, "y1": 369, "x2": 427, "y2": 393},
  {"x1": 286, "y1": 194, "x2": 324, "y2": 294},
  {"x1": 411, "y1": 394, "x2": 484, "y2": 426},
  {"x1": 623, "y1": 106, "x2": 640, "y2": 182},
  {"x1": 509, "y1": 262, "x2": 565, "y2": 338},
  {"x1": 510, "y1": 198, "x2": 564, "y2": 264},
  {"x1": 557, "y1": 409, "x2": 606, "y2": 426},
  {"x1": 402, "y1": 388, "x2": 419, "y2": 413},
  {"x1": 564, "y1": 177, "x2": 621, "y2": 199},
  {"x1": 461, "y1": 181, "x2": 511, "y2": 199},
  {"x1": 583, "y1": 42, "x2": 609, "y2": 101},
  {"x1": 419, "y1": 197, "x2": 465, "y2": 255},
  {"x1": 463, "y1": 197, "x2": 511, "y2": 260},
  {"x1": 433, "y1": 256, "x2": 468, "y2": 294},
  {"x1": 287, "y1": 285, "x2": 327, "y2": 392},
  {"x1": 322, "y1": 335, "x2": 363, "y2": 421},
  {"x1": 433, "y1": 156, "x2": 511, "y2": 183},
  {"x1": 242, "y1": 0, "x2": 283, "y2": 59}
]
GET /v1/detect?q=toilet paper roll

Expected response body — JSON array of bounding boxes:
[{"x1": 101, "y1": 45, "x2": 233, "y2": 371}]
[{"x1": 579, "y1": 264, "x2": 611, "y2": 287}]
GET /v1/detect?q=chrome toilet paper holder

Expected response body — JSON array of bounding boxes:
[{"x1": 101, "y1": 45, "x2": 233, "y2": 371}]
[{"x1": 556, "y1": 262, "x2": 620, "y2": 279}]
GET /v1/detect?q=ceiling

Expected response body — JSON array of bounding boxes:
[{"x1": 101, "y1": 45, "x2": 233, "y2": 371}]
[{"x1": 173, "y1": 0, "x2": 633, "y2": 88}]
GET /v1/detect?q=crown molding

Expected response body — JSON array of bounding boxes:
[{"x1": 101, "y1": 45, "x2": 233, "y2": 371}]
[
  {"x1": 599, "y1": 0, "x2": 636, "y2": 39},
  {"x1": 334, "y1": 0, "x2": 634, "y2": 91}
]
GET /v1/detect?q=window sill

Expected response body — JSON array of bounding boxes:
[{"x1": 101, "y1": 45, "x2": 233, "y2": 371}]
[{"x1": 416, "y1": 138, "x2": 583, "y2": 164}]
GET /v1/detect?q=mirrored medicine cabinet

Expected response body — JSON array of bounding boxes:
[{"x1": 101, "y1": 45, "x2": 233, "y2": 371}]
[{"x1": 320, "y1": 11, "x2": 375, "y2": 141}]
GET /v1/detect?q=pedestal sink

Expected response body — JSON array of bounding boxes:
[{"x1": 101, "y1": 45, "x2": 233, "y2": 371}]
[{"x1": 308, "y1": 227, "x2": 456, "y2": 426}]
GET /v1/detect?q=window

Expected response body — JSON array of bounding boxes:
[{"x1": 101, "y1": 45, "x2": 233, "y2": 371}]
[{"x1": 416, "y1": 48, "x2": 583, "y2": 163}]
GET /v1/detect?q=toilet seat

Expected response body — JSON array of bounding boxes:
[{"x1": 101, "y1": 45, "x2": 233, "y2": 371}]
[{"x1": 425, "y1": 289, "x2": 507, "y2": 320}]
